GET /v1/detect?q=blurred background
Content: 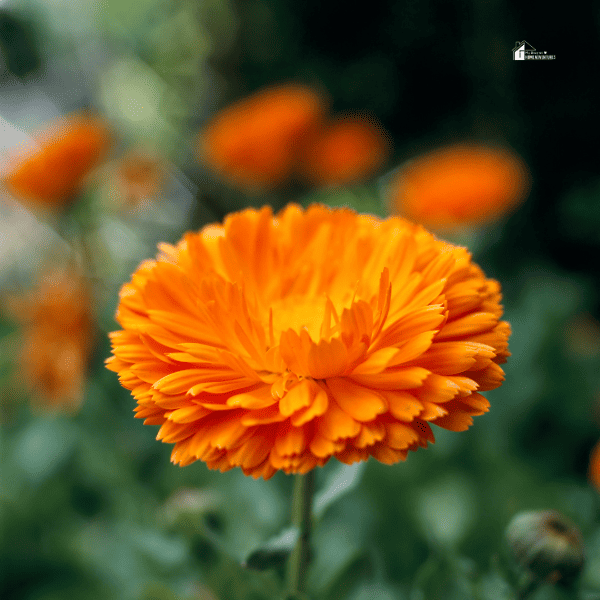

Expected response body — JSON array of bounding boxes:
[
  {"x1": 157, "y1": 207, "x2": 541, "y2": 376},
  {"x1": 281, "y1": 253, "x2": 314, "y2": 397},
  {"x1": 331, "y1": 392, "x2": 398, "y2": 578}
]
[{"x1": 1, "y1": 0, "x2": 600, "y2": 599}]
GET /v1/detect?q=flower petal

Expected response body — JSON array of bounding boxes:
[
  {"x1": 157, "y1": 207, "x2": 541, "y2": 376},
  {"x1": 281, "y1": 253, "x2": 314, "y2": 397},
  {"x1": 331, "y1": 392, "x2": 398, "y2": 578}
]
[{"x1": 327, "y1": 378, "x2": 387, "y2": 422}]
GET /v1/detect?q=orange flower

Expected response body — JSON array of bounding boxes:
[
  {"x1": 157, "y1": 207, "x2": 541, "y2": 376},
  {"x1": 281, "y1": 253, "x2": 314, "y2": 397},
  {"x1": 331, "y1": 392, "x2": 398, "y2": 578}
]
[
  {"x1": 4, "y1": 113, "x2": 110, "y2": 207},
  {"x1": 298, "y1": 114, "x2": 391, "y2": 186},
  {"x1": 107, "y1": 204, "x2": 510, "y2": 479},
  {"x1": 589, "y1": 439, "x2": 600, "y2": 491},
  {"x1": 10, "y1": 269, "x2": 95, "y2": 412},
  {"x1": 117, "y1": 150, "x2": 164, "y2": 207},
  {"x1": 388, "y1": 144, "x2": 530, "y2": 229},
  {"x1": 197, "y1": 84, "x2": 326, "y2": 192}
]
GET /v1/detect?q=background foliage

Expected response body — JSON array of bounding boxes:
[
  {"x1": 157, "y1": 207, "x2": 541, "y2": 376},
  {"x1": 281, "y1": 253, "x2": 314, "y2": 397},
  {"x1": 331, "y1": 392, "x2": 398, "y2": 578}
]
[{"x1": 1, "y1": 0, "x2": 600, "y2": 599}]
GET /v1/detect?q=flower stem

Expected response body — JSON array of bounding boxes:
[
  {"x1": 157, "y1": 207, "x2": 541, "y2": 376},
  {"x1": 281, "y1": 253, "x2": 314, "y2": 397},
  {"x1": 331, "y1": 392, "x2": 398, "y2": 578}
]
[{"x1": 286, "y1": 470, "x2": 316, "y2": 598}]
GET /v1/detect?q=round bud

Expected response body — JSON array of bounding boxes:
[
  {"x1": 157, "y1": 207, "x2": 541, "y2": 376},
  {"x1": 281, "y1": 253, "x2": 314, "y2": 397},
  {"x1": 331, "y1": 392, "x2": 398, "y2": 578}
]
[{"x1": 506, "y1": 510, "x2": 585, "y2": 585}]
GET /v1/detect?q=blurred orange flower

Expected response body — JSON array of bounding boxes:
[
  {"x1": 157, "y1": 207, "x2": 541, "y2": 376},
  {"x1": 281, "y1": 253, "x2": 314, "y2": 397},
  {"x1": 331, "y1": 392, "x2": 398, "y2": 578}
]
[
  {"x1": 388, "y1": 144, "x2": 530, "y2": 229},
  {"x1": 298, "y1": 114, "x2": 391, "y2": 186},
  {"x1": 117, "y1": 151, "x2": 164, "y2": 207},
  {"x1": 589, "y1": 439, "x2": 600, "y2": 491},
  {"x1": 4, "y1": 113, "x2": 110, "y2": 208},
  {"x1": 108, "y1": 204, "x2": 510, "y2": 479},
  {"x1": 198, "y1": 84, "x2": 326, "y2": 192},
  {"x1": 9, "y1": 269, "x2": 95, "y2": 412}
]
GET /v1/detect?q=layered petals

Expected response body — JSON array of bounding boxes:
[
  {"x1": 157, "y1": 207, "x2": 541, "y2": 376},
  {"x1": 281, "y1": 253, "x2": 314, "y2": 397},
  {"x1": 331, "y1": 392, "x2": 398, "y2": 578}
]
[{"x1": 108, "y1": 204, "x2": 510, "y2": 478}]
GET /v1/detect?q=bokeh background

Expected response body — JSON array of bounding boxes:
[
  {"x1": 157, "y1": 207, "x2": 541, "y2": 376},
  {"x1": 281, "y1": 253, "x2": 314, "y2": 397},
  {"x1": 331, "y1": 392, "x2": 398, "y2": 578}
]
[{"x1": 1, "y1": 0, "x2": 600, "y2": 599}]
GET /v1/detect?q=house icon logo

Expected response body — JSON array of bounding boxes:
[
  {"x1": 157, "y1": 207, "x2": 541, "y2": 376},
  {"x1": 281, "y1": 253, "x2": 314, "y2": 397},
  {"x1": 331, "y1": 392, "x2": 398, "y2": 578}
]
[
  {"x1": 512, "y1": 40, "x2": 556, "y2": 60},
  {"x1": 513, "y1": 41, "x2": 536, "y2": 60}
]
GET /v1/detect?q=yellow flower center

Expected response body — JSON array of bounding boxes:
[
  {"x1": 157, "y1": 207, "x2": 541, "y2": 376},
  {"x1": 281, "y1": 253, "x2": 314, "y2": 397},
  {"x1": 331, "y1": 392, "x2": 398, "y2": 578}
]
[{"x1": 271, "y1": 294, "x2": 328, "y2": 341}]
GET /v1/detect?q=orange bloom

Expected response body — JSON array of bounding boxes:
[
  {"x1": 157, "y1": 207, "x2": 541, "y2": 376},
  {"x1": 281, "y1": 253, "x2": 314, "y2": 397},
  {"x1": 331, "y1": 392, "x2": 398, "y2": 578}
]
[
  {"x1": 589, "y1": 439, "x2": 600, "y2": 491},
  {"x1": 107, "y1": 204, "x2": 510, "y2": 479},
  {"x1": 198, "y1": 84, "x2": 326, "y2": 191},
  {"x1": 117, "y1": 151, "x2": 164, "y2": 207},
  {"x1": 10, "y1": 269, "x2": 95, "y2": 412},
  {"x1": 299, "y1": 114, "x2": 391, "y2": 186},
  {"x1": 4, "y1": 113, "x2": 110, "y2": 207},
  {"x1": 388, "y1": 144, "x2": 530, "y2": 229}
]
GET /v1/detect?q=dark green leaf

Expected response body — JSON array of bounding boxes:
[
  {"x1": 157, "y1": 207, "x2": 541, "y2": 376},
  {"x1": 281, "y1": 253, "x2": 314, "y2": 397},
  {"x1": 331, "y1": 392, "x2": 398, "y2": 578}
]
[{"x1": 243, "y1": 526, "x2": 299, "y2": 571}]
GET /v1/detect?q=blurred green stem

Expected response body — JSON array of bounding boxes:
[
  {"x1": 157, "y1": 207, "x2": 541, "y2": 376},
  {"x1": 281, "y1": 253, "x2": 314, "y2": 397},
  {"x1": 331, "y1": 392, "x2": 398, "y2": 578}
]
[{"x1": 286, "y1": 470, "x2": 315, "y2": 598}]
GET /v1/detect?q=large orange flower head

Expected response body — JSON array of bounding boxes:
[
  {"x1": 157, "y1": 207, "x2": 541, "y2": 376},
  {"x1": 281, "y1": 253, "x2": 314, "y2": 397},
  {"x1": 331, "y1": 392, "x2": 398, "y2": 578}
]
[
  {"x1": 107, "y1": 204, "x2": 510, "y2": 479},
  {"x1": 197, "y1": 84, "x2": 327, "y2": 192},
  {"x1": 389, "y1": 144, "x2": 530, "y2": 229},
  {"x1": 298, "y1": 113, "x2": 392, "y2": 187},
  {"x1": 4, "y1": 113, "x2": 110, "y2": 208}
]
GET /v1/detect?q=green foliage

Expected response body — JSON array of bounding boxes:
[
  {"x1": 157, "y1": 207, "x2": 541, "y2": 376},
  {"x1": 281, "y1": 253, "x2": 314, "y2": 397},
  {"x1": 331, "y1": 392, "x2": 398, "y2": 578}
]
[
  {"x1": 558, "y1": 181, "x2": 600, "y2": 245},
  {"x1": 244, "y1": 526, "x2": 299, "y2": 571}
]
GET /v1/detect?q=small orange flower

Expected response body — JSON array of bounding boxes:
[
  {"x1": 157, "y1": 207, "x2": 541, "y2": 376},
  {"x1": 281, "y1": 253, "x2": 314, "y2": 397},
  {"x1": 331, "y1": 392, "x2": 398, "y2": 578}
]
[
  {"x1": 10, "y1": 269, "x2": 95, "y2": 412},
  {"x1": 298, "y1": 114, "x2": 391, "y2": 186},
  {"x1": 388, "y1": 144, "x2": 530, "y2": 229},
  {"x1": 197, "y1": 84, "x2": 326, "y2": 192},
  {"x1": 4, "y1": 113, "x2": 110, "y2": 208},
  {"x1": 117, "y1": 151, "x2": 164, "y2": 207},
  {"x1": 589, "y1": 439, "x2": 600, "y2": 491},
  {"x1": 107, "y1": 204, "x2": 510, "y2": 479}
]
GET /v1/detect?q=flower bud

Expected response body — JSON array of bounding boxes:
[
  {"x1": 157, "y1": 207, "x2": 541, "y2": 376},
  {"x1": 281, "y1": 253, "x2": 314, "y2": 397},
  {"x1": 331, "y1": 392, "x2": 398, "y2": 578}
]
[{"x1": 506, "y1": 510, "x2": 585, "y2": 585}]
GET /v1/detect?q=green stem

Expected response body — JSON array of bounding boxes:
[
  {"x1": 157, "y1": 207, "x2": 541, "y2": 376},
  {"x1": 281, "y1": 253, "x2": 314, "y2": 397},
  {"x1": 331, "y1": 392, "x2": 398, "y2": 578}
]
[{"x1": 286, "y1": 470, "x2": 316, "y2": 598}]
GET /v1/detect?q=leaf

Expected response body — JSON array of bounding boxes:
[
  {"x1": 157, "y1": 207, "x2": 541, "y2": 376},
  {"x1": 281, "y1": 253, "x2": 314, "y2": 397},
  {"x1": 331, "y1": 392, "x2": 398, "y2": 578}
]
[
  {"x1": 242, "y1": 526, "x2": 299, "y2": 571},
  {"x1": 411, "y1": 552, "x2": 478, "y2": 600},
  {"x1": 313, "y1": 461, "x2": 366, "y2": 519},
  {"x1": 413, "y1": 473, "x2": 477, "y2": 547},
  {"x1": 14, "y1": 418, "x2": 78, "y2": 483},
  {"x1": 345, "y1": 581, "x2": 400, "y2": 600},
  {"x1": 139, "y1": 583, "x2": 180, "y2": 600},
  {"x1": 322, "y1": 552, "x2": 374, "y2": 600},
  {"x1": 127, "y1": 526, "x2": 187, "y2": 568},
  {"x1": 479, "y1": 555, "x2": 516, "y2": 600},
  {"x1": 99, "y1": 57, "x2": 184, "y2": 155}
]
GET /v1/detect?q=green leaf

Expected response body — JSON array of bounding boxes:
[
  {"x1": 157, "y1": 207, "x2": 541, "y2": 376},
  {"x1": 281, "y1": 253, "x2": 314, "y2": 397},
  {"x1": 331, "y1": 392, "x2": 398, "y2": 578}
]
[
  {"x1": 14, "y1": 418, "x2": 78, "y2": 483},
  {"x1": 243, "y1": 526, "x2": 299, "y2": 571},
  {"x1": 127, "y1": 526, "x2": 187, "y2": 568},
  {"x1": 411, "y1": 552, "x2": 478, "y2": 600},
  {"x1": 99, "y1": 56, "x2": 184, "y2": 155},
  {"x1": 582, "y1": 527, "x2": 600, "y2": 590},
  {"x1": 139, "y1": 582, "x2": 180, "y2": 600},
  {"x1": 313, "y1": 461, "x2": 366, "y2": 519},
  {"x1": 100, "y1": 0, "x2": 166, "y2": 39},
  {"x1": 322, "y1": 552, "x2": 374, "y2": 600},
  {"x1": 308, "y1": 522, "x2": 366, "y2": 593},
  {"x1": 479, "y1": 568, "x2": 514, "y2": 600},
  {"x1": 412, "y1": 473, "x2": 477, "y2": 547},
  {"x1": 346, "y1": 581, "x2": 401, "y2": 600}
]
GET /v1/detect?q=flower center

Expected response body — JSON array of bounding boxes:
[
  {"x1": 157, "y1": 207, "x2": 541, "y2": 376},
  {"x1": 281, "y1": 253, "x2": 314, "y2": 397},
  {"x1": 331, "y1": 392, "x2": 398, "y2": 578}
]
[{"x1": 270, "y1": 294, "x2": 328, "y2": 341}]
